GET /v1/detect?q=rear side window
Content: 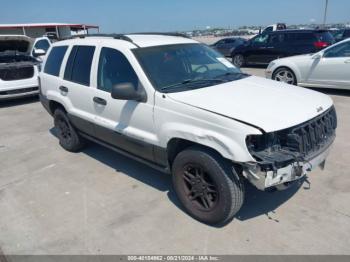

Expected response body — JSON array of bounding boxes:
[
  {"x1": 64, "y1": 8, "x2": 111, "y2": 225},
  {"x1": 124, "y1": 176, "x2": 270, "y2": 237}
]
[
  {"x1": 44, "y1": 46, "x2": 68, "y2": 76},
  {"x1": 64, "y1": 46, "x2": 95, "y2": 86},
  {"x1": 288, "y1": 33, "x2": 315, "y2": 43},
  {"x1": 315, "y1": 32, "x2": 334, "y2": 43},
  {"x1": 97, "y1": 47, "x2": 138, "y2": 93}
]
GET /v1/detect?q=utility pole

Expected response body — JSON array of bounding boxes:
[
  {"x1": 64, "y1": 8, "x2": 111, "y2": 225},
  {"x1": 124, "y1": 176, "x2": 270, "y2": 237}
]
[{"x1": 323, "y1": 0, "x2": 329, "y2": 26}]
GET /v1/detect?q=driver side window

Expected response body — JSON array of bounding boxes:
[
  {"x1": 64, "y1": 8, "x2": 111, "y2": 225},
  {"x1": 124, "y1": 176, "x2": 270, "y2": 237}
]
[
  {"x1": 97, "y1": 47, "x2": 139, "y2": 93},
  {"x1": 324, "y1": 42, "x2": 350, "y2": 58},
  {"x1": 251, "y1": 34, "x2": 269, "y2": 45}
]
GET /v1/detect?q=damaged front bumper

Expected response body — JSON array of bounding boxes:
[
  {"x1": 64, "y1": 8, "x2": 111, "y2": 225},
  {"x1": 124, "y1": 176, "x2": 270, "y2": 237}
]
[
  {"x1": 242, "y1": 141, "x2": 333, "y2": 191},
  {"x1": 243, "y1": 106, "x2": 337, "y2": 191}
]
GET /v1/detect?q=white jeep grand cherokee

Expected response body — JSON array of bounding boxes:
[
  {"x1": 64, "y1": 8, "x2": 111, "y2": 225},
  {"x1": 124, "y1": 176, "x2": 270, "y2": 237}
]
[{"x1": 39, "y1": 33, "x2": 337, "y2": 225}]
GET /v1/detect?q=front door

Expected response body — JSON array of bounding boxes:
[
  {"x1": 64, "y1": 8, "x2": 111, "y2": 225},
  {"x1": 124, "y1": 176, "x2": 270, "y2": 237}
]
[
  {"x1": 246, "y1": 34, "x2": 270, "y2": 64},
  {"x1": 91, "y1": 46, "x2": 157, "y2": 162},
  {"x1": 308, "y1": 41, "x2": 350, "y2": 88}
]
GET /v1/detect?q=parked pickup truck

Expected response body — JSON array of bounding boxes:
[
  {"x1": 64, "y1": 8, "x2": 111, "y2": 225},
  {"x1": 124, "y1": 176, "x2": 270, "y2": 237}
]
[{"x1": 39, "y1": 33, "x2": 337, "y2": 225}]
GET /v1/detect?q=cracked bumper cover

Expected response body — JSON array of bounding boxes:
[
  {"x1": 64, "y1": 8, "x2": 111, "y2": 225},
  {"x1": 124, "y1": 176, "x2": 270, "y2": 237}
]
[{"x1": 242, "y1": 141, "x2": 333, "y2": 190}]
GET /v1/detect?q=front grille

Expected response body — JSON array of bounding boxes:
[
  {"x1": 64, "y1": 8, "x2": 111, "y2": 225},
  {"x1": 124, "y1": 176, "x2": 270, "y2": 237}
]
[
  {"x1": 0, "y1": 66, "x2": 34, "y2": 81},
  {"x1": 280, "y1": 107, "x2": 337, "y2": 157}
]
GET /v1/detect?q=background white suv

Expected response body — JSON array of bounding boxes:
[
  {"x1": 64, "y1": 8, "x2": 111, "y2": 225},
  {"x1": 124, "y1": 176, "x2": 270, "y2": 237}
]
[
  {"x1": 39, "y1": 34, "x2": 337, "y2": 225},
  {"x1": 0, "y1": 35, "x2": 50, "y2": 100}
]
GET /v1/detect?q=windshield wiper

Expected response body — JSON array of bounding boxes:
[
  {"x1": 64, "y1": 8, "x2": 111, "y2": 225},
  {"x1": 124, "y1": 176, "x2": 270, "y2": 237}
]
[
  {"x1": 161, "y1": 79, "x2": 226, "y2": 91},
  {"x1": 215, "y1": 71, "x2": 247, "y2": 78}
]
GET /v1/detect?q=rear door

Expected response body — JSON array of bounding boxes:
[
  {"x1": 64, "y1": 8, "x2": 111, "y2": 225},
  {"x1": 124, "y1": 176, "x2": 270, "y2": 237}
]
[
  {"x1": 308, "y1": 41, "x2": 350, "y2": 88},
  {"x1": 286, "y1": 32, "x2": 316, "y2": 55},
  {"x1": 60, "y1": 45, "x2": 97, "y2": 136}
]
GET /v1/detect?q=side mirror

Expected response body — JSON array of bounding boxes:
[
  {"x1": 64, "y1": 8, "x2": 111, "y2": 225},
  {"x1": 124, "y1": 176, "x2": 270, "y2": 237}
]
[
  {"x1": 312, "y1": 53, "x2": 323, "y2": 60},
  {"x1": 33, "y1": 49, "x2": 46, "y2": 57},
  {"x1": 111, "y1": 82, "x2": 147, "y2": 102}
]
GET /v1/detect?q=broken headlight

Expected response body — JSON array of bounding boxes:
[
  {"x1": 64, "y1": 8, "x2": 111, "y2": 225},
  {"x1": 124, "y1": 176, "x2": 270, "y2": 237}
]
[{"x1": 246, "y1": 133, "x2": 301, "y2": 171}]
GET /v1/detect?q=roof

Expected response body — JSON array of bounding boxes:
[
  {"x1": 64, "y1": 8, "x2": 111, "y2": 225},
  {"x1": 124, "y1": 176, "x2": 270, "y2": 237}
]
[{"x1": 0, "y1": 23, "x2": 99, "y2": 29}]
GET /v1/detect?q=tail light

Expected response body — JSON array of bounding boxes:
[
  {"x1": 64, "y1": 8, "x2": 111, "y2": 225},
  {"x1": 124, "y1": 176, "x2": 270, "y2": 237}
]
[{"x1": 314, "y1": 41, "x2": 329, "y2": 49}]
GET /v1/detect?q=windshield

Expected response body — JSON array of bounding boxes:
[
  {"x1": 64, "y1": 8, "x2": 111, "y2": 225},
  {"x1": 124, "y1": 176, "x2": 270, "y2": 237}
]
[{"x1": 133, "y1": 43, "x2": 246, "y2": 93}]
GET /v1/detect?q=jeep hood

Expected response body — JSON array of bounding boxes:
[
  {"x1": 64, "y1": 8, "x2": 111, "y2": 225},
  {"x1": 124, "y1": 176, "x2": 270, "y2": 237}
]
[
  {"x1": 167, "y1": 76, "x2": 333, "y2": 133},
  {"x1": 0, "y1": 35, "x2": 34, "y2": 55}
]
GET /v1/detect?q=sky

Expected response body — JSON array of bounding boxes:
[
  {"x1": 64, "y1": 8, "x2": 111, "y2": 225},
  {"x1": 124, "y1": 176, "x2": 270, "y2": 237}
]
[{"x1": 1, "y1": 0, "x2": 350, "y2": 32}]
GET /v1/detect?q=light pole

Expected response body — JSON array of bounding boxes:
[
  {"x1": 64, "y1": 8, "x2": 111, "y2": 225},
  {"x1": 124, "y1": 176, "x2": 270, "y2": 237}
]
[{"x1": 323, "y1": 0, "x2": 329, "y2": 26}]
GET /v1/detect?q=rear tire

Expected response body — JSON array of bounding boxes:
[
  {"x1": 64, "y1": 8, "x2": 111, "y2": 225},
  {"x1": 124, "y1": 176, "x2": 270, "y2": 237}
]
[
  {"x1": 172, "y1": 146, "x2": 245, "y2": 226},
  {"x1": 232, "y1": 54, "x2": 245, "y2": 68},
  {"x1": 53, "y1": 108, "x2": 85, "y2": 152}
]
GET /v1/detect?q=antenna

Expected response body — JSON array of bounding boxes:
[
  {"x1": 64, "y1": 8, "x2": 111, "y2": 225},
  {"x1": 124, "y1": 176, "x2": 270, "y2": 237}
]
[{"x1": 323, "y1": 0, "x2": 329, "y2": 26}]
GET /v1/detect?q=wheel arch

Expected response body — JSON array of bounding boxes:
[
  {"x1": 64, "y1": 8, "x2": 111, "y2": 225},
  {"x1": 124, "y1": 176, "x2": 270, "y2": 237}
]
[
  {"x1": 167, "y1": 138, "x2": 224, "y2": 166},
  {"x1": 48, "y1": 100, "x2": 67, "y2": 115},
  {"x1": 166, "y1": 136, "x2": 251, "y2": 170},
  {"x1": 272, "y1": 65, "x2": 300, "y2": 84}
]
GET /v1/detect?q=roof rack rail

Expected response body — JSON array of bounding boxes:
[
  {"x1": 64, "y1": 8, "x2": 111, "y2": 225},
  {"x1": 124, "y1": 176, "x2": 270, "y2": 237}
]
[
  {"x1": 129, "y1": 32, "x2": 190, "y2": 38},
  {"x1": 63, "y1": 34, "x2": 140, "y2": 47},
  {"x1": 61, "y1": 32, "x2": 189, "y2": 47}
]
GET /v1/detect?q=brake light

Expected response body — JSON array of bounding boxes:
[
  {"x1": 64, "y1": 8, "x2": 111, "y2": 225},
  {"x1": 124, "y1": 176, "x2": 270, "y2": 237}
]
[{"x1": 314, "y1": 41, "x2": 329, "y2": 49}]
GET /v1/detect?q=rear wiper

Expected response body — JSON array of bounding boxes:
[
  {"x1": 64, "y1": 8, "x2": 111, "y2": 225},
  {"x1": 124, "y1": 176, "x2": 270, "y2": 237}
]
[{"x1": 161, "y1": 78, "x2": 226, "y2": 91}]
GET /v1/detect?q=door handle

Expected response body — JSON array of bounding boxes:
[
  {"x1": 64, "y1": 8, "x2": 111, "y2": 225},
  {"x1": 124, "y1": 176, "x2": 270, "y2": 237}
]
[
  {"x1": 59, "y1": 86, "x2": 68, "y2": 93},
  {"x1": 93, "y1": 97, "x2": 107, "y2": 106}
]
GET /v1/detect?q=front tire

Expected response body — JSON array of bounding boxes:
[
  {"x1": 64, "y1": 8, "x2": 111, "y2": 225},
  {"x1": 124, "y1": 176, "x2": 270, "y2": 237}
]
[
  {"x1": 53, "y1": 108, "x2": 85, "y2": 152},
  {"x1": 232, "y1": 54, "x2": 245, "y2": 68},
  {"x1": 172, "y1": 147, "x2": 245, "y2": 225},
  {"x1": 272, "y1": 67, "x2": 297, "y2": 85}
]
